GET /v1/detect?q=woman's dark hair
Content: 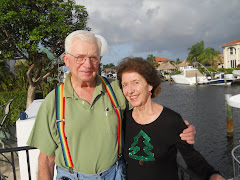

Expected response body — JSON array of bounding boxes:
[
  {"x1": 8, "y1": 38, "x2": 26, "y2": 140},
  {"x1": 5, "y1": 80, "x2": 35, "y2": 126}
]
[{"x1": 116, "y1": 57, "x2": 161, "y2": 98}]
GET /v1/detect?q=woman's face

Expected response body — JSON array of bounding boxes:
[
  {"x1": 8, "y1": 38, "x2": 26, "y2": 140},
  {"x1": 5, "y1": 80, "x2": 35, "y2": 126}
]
[{"x1": 121, "y1": 72, "x2": 153, "y2": 108}]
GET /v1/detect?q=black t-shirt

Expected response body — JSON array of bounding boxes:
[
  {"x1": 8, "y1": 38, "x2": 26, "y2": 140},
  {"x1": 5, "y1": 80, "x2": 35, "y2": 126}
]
[{"x1": 123, "y1": 107, "x2": 218, "y2": 180}]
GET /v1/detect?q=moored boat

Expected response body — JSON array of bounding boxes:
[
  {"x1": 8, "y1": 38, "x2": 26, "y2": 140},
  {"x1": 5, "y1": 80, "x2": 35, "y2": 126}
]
[
  {"x1": 233, "y1": 70, "x2": 240, "y2": 78},
  {"x1": 207, "y1": 73, "x2": 236, "y2": 86},
  {"x1": 171, "y1": 66, "x2": 209, "y2": 85}
]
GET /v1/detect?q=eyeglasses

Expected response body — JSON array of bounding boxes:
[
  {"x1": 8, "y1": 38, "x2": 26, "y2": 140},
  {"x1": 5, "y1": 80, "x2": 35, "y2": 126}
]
[{"x1": 67, "y1": 53, "x2": 100, "y2": 64}]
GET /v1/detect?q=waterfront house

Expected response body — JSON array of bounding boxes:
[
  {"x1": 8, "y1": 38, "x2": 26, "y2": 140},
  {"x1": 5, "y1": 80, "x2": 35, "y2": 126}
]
[
  {"x1": 177, "y1": 59, "x2": 190, "y2": 71},
  {"x1": 155, "y1": 57, "x2": 176, "y2": 74},
  {"x1": 177, "y1": 55, "x2": 224, "y2": 70},
  {"x1": 103, "y1": 67, "x2": 116, "y2": 74},
  {"x1": 201, "y1": 54, "x2": 224, "y2": 69},
  {"x1": 221, "y1": 39, "x2": 240, "y2": 68},
  {"x1": 156, "y1": 61, "x2": 176, "y2": 74},
  {"x1": 155, "y1": 57, "x2": 172, "y2": 63}
]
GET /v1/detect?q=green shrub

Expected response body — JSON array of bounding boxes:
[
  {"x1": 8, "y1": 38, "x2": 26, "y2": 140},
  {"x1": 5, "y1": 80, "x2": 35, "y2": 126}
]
[
  {"x1": 218, "y1": 68, "x2": 234, "y2": 74},
  {"x1": 171, "y1": 71, "x2": 181, "y2": 75},
  {"x1": 0, "y1": 91, "x2": 27, "y2": 128}
]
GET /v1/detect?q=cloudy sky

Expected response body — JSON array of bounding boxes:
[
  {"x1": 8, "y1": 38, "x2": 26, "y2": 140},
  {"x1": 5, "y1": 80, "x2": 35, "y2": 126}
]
[{"x1": 77, "y1": 0, "x2": 240, "y2": 65}]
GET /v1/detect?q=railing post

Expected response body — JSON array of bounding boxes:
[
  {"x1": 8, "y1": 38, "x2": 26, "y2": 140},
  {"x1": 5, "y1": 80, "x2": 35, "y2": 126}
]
[
  {"x1": 224, "y1": 74, "x2": 227, "y2": 87},
  {"x1": 195, "y1": 73, "x2": 198, "y2": 86},
  {"x1": 26, "y1": 149, "x2": 32, "y2": 180},
  {"x1": 0, "y1": 146, "x2": 37, "y2": 180},
  {"x1": 225, "y1": 94, "x2": 233, "y2": 137},
  {"x1": 11, "y1": 151, "x2": 17, "y2": 180},
  {"x1": 169, "y1": 73, "x2": 172, "y2": 84}
]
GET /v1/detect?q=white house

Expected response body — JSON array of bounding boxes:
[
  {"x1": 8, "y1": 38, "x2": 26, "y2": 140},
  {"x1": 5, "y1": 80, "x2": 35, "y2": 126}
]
[
  {"x1": 222, "y1": 39, "x2": 240, "y2": 68},
  {"x1": 177, "y1": 59, "x2": 190, "y2": 71}
]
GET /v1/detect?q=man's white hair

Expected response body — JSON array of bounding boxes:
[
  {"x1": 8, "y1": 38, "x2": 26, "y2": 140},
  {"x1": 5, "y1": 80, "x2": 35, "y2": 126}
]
[{"x1": 65, "y1": 30, "x2": 101, "y2": 54}]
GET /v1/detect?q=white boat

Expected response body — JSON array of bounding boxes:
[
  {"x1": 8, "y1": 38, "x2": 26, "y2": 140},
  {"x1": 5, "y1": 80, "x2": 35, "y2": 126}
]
[
  {"x1": 227, "y1": 94, "x2": 240, "y2": 108},
  {"x1": 207, "y1": 73, "x2": 236, "y2": 86},
  {"x1": 171, "y1": 66, "x2": 209, "y2": 85},
  {"x1": 233, "y1": 70, "x2": 240, "y2": 78}
]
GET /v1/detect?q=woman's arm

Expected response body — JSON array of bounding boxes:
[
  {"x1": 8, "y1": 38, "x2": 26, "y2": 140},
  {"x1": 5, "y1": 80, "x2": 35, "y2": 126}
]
[{"x1": 175, "y1": 116, "x2": 225, "y2": 179}]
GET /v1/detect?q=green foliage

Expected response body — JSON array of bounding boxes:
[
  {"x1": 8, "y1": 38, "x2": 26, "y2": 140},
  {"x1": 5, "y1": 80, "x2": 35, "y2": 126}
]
[
  {"x1": 176, "y1": 58, "x2": 181, "y2": 64},
  {"x1": 171, "y1": 70, "x2": 181, "y2": 75},
  {"x1": 197, "y1": 67, "x2": 238, "y2": 75},
  {"x1": 187, "y1": 40, "x2": 204, "y2": 63},
  {"x1": 206, "y1": 67, "x2": 218, "y2": 72},
  {"x1": 14, "y1": 60, "x2": 29, "y2": 91},
  {"x1": 170, "y1": 60, "x2": 180, "y2": 66},
  {"x1": 198, "y1": 67, "x2": 217, "y2": 75},
  {"x1": 38, "y1": 78, "x2": 57, "y2": 97},
  {"x1": 103, "y1": 63, "x2": 115, "y2": 68},
  {"x1": 0, "y1": 91, "x2": 27, "y2": 128},
  {"x1": 0, "y1": 0, "x2": 90, "y2": 60},
  {"x1": 218, "y1": 68, "x2": 234, "y2": 74},
  {"x1": 0, "y1": 0, "x2": 91, "y2": 105},
  {"x1": 187, "y1": 41, "x2": 221, "y2": 67},
  {"x1": 147, "y1": 54, "x2": 159, "y2": 68},
  {"x1": 0, "y1": 60, "x2": 15, "y2": 91},
  {"x1": 198, "y1": 48, "x2": 221, "y2": 65}
]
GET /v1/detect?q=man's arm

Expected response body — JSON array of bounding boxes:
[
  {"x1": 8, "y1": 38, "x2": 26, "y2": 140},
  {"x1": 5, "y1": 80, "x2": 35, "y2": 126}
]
[
  {"x1": 180, "y1": 120, "x2": 196, "y2": 144},
  {"x1": 38, "y1": 152, "x2": 55, "y2": 180}
]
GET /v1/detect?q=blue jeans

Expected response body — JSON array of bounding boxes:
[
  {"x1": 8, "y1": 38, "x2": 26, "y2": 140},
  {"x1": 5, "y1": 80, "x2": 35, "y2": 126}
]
[{"x1": 56, "y1": 158, "x2": 126, "y2": 180}]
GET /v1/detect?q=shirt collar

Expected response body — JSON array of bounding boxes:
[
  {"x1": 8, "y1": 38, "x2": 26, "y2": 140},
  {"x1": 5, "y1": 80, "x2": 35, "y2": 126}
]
[
  {"x1": 94, "y1": 75, "x2": 107, "y2": 96},
  {"x1": 63, "y1": 73, "x2": 106, "y2": 99},
  {"x1": 63, "y1": 72, "x2": 74, "y2": 98}
]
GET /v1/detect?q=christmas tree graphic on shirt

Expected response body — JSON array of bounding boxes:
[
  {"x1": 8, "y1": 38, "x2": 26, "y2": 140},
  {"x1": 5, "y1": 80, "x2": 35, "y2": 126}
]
[{"x1": 128, "y1": 130, "x2": 155, "y2": 163}]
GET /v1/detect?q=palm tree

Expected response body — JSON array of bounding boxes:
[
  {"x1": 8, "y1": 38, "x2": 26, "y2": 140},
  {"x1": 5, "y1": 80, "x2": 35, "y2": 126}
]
[
  {"x1": 187, "y1": 41, "x2": 222, "y2": 68},
  {"x1": 187, "y1": 40, "x2": 205, "y2": 63},
  {"x1": 147, "y1": 54, "x2": 159, "y2": 68},
  {"x1": 198, "y1": 48, "x2": 222, "y2": 67}
]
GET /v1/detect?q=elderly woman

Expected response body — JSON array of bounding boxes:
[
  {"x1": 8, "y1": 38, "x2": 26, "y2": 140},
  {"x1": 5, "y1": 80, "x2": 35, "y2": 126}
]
[{"x1": 117, "y1": 57, "x2": 225, "y2": 180}]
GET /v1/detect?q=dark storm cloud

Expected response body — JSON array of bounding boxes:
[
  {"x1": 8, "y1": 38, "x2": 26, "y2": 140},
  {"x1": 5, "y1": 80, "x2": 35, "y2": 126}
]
[{"x1": 78, "y1": 0, "x2": 240, "y2": 61}]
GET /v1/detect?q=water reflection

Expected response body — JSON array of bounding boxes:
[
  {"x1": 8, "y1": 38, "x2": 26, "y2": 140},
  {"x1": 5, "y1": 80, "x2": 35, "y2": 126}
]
[{"x1": 154, "y1": 82, "x2": 240, "y2": 179}]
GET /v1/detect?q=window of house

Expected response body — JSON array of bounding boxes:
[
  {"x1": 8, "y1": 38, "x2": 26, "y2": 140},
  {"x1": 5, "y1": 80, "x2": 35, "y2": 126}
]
[
  {"x1": 230, "y1": 60, "x2": 237, "y2": 68},
  {"x1": 229, "y1": 47, "x2": 236, "y2": 55}
]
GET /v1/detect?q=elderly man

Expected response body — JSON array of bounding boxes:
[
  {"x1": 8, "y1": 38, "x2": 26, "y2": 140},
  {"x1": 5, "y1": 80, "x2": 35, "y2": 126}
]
[{"x1": 27, "y1": 30, "x2": 195, "y2": 180}]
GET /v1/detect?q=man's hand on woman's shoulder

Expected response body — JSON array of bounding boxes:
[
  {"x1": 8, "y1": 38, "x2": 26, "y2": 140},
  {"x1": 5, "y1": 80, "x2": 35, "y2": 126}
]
[{"x1": 179, "y1": 120, "x2": 196, "y2": 144}]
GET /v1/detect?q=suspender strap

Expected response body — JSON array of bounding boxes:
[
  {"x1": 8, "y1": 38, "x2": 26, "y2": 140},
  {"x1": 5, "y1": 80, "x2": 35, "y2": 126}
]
[
  {"x1": 55, "y1": 76, "x2": 123, "y2": 170},
  {"x1": 55, "y1": 83, "x2": 74, "y2": 169},
  {"x1": 99, "y1": 76, "x2": 123, "y2": 155}
]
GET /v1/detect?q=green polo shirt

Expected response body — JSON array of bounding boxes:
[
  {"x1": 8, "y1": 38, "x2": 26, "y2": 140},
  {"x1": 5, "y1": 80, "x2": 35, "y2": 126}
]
[{"x1": 27, "y1": 73, "x2": 127, "y2": 174}]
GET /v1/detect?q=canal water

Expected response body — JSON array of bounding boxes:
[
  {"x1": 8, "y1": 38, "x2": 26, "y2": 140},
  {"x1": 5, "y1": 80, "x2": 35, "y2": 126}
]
[{"x1": 154, "y1": 81, "x2": 240, "y2": 179}]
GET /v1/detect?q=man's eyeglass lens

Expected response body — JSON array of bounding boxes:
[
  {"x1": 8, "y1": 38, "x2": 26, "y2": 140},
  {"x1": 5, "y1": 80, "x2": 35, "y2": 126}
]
[{"x1": 67, "y1": 53, "x2": 99, "y2": 64}]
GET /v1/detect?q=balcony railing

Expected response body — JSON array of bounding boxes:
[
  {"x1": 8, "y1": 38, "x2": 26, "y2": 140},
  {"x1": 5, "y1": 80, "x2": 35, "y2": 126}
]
[
  {"x1": 0, "y1": 146, "x2": 36, "y2": 180},
  {"x1": 177, "y1": 153, "x2": 204, "y2": 180},
  {"x1": 0, "y1": 146, "x2": 203, "y2": 180}
]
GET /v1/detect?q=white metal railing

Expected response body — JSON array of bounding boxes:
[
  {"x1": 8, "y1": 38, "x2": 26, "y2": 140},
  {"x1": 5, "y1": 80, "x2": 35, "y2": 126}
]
[{"x1": 232, "y1": 144, "x2": 240, "y2": 179}]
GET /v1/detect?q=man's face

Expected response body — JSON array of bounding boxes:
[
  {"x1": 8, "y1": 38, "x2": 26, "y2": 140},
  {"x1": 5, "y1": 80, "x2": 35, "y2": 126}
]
[{"x1": 63, "y1": 38, "x2": 101, "y2": 84}]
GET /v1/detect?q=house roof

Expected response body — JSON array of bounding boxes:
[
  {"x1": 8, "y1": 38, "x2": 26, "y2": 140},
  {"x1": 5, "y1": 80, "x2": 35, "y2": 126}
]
[
  {"x1": 221, "y1": 39, "x2": 240, "y2": 47},
  {"x1": 156, "y1": 61, "x2": 176, "y2": 70},
  {"x1": 155, "y1": 57, "x2": 172, "y2": 62},
  {"x1": 177, "y1": 59, "x2": 189, "y2": 67}
]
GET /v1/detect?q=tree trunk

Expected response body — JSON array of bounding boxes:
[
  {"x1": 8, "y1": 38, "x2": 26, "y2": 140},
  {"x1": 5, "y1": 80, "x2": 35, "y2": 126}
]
[
  {"x1": 25, "y1": 60, "x2": 59, "y2": 109},
  {"x1": 26, "y1": 85, "x2": 37, "y2": 109}
]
